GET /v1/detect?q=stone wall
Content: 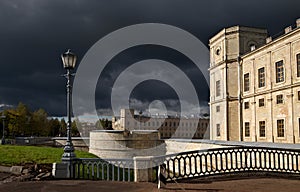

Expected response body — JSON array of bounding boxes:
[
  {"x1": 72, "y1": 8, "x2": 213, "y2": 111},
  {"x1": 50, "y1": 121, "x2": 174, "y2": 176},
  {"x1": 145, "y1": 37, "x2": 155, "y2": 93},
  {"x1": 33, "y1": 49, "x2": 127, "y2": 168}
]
[{"x1": 89, "y1": 130, "x2": 166, "y2": 159}]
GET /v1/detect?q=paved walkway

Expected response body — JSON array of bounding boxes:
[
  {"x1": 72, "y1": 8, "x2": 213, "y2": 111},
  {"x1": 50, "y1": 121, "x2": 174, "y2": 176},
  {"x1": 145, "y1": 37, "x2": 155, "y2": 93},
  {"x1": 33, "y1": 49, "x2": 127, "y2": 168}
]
[{"x1": 1, "y1": 178, "x2": 300, "y2": 192}]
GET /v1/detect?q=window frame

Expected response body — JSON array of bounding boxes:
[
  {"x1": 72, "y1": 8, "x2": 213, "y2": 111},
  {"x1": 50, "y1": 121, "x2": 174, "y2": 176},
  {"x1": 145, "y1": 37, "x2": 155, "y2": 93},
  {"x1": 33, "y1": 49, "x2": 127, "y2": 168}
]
[
  {"x1": 259, "y1": 121, "x2": 266, "y2": 137},
  {"x1": 216, "y1": 124, "x2": 220, "y2": 137},
  {"x1": 258, "y1": 98, "x2": 265, "y2": 107},
  {"x1": 297, "y1": 54, "x2": 300, "y2": 77},
  {"x1": 216, "y1": 80, "x2": 221, "y2": 97},
  {"x1": 244, "y1": 102, "x2": 250, "y2": 109},
  {"x1": 258, "y1": 67, "x2": 265, "y2": 88},
  {"x1": 244, "y1": 73, "x2": 250, "y2": 92},
  {"x1": 216, "y1": 105, "x2": 220, "y2": 112},
  {"x1": 276, "y1": 94, "x2": 284, "y2": 104},
  {"x1": 244, "y1": 122, "x2": 250, "y2": 137},
  {"x1": 299, "y1": 118, "x2": 300, "y2": 137},
  {"x1": 275, "y1": 60, "x2": 284, "y2": 83},
  {"x1": 277, "y1": 119, "x2": 285, "y2": 137}
]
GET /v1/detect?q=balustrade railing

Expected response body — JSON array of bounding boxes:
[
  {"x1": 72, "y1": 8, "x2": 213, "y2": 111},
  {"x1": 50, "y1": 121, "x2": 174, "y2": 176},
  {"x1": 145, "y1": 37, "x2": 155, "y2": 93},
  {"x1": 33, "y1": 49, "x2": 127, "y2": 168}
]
[
  {"x1": 71, "y1": 158, "x2": 134, "y2": 181},
  {"x1": 160, "y1": 146, "x2": 300, "y2": 181}
]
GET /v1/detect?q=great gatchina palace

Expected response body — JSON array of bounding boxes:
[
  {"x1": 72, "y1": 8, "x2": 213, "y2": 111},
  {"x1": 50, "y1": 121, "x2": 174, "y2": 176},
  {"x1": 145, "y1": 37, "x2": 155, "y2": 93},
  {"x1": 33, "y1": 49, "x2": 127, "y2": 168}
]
[{"x1": 210, "y1": 18, "x2": 300, "y2": 144}]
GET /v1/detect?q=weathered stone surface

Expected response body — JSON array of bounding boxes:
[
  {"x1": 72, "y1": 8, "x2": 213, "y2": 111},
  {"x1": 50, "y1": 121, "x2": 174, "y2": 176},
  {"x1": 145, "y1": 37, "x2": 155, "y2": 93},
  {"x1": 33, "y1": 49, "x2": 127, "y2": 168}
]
[
  {"x1": 10, "y1": 166, "x2": 23, "y2": 175},
  {"x1": 52, "y1": 163, "x2": 70, "y2": 179}
]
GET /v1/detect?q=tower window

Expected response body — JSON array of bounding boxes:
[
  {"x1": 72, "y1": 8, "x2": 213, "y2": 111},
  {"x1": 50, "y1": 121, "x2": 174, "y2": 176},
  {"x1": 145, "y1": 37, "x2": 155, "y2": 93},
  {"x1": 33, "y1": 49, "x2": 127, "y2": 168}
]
[
  {"x1": 216, "y1": 105, "x2": 220, "y2": 112},
  {"x1": 297, "y1": 54, "x2": 300, "y2": 77},
  {"x1": 276, "y1": 60, "x2": 284, "y2": 83},
  {"x1": 299, "y1": 118, "x2": 300, "y2": 137},
  {"x1": 244, "y1": 73, "x2": 250, "y2": 92},
  {"x1": 216, "y1": 80, "x2": 221, "y2": 97},
  {"x1": 258, "y1": 67, "x2": 265, "y2": 88}
]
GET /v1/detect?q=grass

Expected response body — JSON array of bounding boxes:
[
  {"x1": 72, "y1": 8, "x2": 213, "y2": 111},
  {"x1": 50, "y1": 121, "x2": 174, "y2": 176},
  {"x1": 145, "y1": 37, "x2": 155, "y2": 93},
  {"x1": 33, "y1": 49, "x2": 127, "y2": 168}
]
[{"x1": 0, "y1": 145, "x2": 98, "y2": 166}]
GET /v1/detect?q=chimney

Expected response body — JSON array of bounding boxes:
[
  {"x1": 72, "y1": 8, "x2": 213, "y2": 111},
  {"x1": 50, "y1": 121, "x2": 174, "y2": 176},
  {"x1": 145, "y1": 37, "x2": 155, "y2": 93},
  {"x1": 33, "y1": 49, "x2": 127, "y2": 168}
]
[
  {"x1": 266, "y1": 37, "x2": 272, "y2": 44},
  {"x1": 285, "y1": 26, "x2": 292, "y2": 34},
  {"x1": 297, "y1": 18, "x2": 300, "y2": 28}
]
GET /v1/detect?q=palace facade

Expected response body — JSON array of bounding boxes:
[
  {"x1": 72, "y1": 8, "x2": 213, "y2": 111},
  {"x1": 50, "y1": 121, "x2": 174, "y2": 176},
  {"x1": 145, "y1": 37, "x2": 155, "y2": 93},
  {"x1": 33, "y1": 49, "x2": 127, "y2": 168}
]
[
  {"x1": 210, "y1": 18, "x2": 300, "y2": 143},
  {"x1": 112, "y1": 109, "x2": 209, "y2": 139}
]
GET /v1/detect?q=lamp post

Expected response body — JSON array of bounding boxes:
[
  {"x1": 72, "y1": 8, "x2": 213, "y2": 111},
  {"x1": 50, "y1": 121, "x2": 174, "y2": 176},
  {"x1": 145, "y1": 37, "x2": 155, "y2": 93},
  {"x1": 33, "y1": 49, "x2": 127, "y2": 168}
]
[
  {"x1": 1, "y1": 115, "x2": 5, "y2": 145},
  {"x1": 61, "y1": 49, "x2": 77, "y2": 162},
  {"x1": 139, "y1": 110, "x2": 142, "y2": 130}
]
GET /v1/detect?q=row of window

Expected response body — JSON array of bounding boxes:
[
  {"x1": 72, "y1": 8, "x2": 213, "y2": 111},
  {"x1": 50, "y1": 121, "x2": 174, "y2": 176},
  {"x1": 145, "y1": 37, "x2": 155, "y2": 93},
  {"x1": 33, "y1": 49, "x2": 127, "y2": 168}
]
[
  {"x1": 216, "y1": 119, "x2": 293, "y2": 138},
  {"x1": 243, "y1": 54, "x2": 300, "y2": 92},
  {"x1": 130, "y1": 121, "x2": 209, "y2": 128},
  {"x1": 244, "y1": 119, "x2": 284, "y2": 138},
  {"x1": 244, "y1": 92, "x2": 300, "y2": 109},
  {"x1": 215, "y1": 54, "x2": 300, "y2": 97},
  {"x1": 161, "y1": 132, "x2": 204, "y2": 138}
]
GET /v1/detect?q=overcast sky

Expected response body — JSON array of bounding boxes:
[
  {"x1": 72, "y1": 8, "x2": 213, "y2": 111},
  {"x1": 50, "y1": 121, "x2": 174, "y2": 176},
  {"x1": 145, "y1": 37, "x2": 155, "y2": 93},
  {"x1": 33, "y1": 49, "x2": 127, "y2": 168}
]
[{"x1": 0, "y1": 0, "x2": 299, "y2": 116}]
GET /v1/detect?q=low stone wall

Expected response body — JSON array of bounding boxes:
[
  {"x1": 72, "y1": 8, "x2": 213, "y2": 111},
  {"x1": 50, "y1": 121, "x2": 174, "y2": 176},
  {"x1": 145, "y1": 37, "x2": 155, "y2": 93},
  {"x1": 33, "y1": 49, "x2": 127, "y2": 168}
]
[
  {"x1": 15, "y1": 137, "x2": 53, "y2": 146},
  {"x1": 52, "y1": 137, "x2": 89, "y2": 151},
  {"x1": 89, "y1": 130, "x2": 166, "y2": 159}
]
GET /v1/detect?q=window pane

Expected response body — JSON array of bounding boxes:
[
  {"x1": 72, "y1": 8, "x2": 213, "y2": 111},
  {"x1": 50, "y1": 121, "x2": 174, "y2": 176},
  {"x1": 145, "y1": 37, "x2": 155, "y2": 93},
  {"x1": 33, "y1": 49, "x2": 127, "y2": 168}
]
[
  {"x1": 277, "y1": 119, "x2": 284, "y2": 137},
  {"x1": 259, "y1": 121, "x2": 265, "y2": 137},
  {"x1": 244, "y1": 102, "x2": 249, "y2": 109},
  {"x1": 244, "y1": 73, "x2": 250, "y2": 92},
  {"x1": 245, "y1": 122, "x2": 250, "y2": 137},
  {"x1": 216, "y1": 124, "x2": 220, "y2": 137},
  {"x1": 259, "y1": 98, "x2": 265, "y2": 107},
  {"x1": 276, "y1": 60, "x2": 284, "y2": 83},
  {"x1": 276, "y1": 94, "x2": 283, "y2": 104},
  {"x1": 258, "y1": 67, "x2": 265, "y2": 88},
  {"x1": 297, "y1": 54, "x2": 300, "y2": 77},
  {"x1": 216, "y1": 80, "x2": 221, "y2": 96}
]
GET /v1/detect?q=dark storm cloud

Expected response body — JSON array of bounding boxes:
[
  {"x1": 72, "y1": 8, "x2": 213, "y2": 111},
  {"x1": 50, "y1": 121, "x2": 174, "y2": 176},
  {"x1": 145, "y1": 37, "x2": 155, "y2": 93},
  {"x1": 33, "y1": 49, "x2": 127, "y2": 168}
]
[{"x1": 0, "y1": 0, "x2": 299, "y2": 115}]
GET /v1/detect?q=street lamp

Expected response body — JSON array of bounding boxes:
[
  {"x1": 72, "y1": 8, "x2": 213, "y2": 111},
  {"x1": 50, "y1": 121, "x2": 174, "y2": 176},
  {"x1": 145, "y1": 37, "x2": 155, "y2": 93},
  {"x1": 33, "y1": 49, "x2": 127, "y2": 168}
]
[
  {"x1": 1, "y1": 115, "x2": 5, "y2": 145},
  {"x1": 139, "y1": 110, "x2": 142, "y2": 130},
  {"x1": 61, "y1": 49, "x2": 77, "y2": 162}
]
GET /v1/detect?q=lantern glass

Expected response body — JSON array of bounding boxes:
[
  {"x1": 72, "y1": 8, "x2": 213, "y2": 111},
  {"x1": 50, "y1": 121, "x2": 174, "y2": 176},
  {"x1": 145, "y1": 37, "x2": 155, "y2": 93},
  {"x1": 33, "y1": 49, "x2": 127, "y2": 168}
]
[{"x1": 61, "y1": 49, "x2": 77, "y2": 69}]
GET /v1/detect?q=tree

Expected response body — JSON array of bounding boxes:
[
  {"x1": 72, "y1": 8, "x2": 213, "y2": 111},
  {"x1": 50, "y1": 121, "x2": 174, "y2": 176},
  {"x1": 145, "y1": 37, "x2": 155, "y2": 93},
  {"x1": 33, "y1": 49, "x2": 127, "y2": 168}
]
[
  {"x1": 31, "y1": 108, "x2": 49, "y2": 136},
  {"x1": 48, "y1": 118, "x2": 60, "y2": 137},
  {"x1": 71, "y1": 120, "x2": 79, "y2": 136},
  {"x1": 60, "y1": 119, "x2": 67, "y2": 137}
]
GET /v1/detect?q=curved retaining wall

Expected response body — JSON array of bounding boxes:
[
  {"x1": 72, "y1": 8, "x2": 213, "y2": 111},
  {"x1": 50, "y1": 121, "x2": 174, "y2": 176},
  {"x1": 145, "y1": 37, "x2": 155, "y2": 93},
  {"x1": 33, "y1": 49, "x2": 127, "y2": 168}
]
[{"x1": 89, "y1": 130, "x2": 166, "y2": 159}]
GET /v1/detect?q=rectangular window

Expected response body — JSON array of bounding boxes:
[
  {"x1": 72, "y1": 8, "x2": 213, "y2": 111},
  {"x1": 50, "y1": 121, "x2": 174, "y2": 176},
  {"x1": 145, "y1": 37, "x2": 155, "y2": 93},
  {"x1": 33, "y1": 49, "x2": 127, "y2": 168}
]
[
  {"x1": 277, "y1": 119, "x2": 284, "y2": 137},
  {"x1": 244, "y1": 73, "x2": 250, "y2": 92},
  {"x1": 245, "y1": 122, "x2": 250, "y2": 137},
  {"x1": 216, "y1": 80, "x2": 221, "y2": 97},
  {"x1": 259, "y1": 121, "x2": 266, "y2": 137},
  {"x1": 258, "y1": 67, "x2": 265, "y2": 88},
  {"x1": 258, "y1": 98, "x2": 265, "y2": 107},
  {"x1": 299, "y1": 118, "x2": 300, "y2": 137},
  {"x1": 216, "y1": 105, "x2": 220, "y2": 112},
  {"x1": 297, "y1": 54, "x2": 300, "y2": 77},
  {"x1": 276, "y1": 60, "x2": 284, "y2": 83},
  {"x1": 216, "y1": 124, "x2": 220, "y2": 137},
  {"x1": 244, "y1": 102, "x2": 249, "y2": 109},
  {"x1": 276, "y1": 94, "x2": 283, "y2": 104},
  {"x1": 298, "y1": 91, "x2": 300, "y2": 101}
]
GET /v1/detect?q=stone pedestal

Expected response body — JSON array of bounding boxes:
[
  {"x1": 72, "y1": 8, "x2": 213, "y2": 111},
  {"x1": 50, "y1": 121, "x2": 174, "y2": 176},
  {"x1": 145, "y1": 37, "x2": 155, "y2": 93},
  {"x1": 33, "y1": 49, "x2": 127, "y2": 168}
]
[
  {"x1": 133, "y1": 156, "x2": 156, "y2": 182},
  {"x1": 52, "y1": 163, "x2": 70, "y2": 179}
]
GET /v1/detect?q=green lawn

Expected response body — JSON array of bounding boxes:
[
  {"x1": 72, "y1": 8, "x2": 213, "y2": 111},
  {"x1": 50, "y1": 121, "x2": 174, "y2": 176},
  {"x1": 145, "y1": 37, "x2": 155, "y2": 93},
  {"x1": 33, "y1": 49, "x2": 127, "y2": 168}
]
[{"x1": 0, "y1": 145, "x2": 98, "y2": 166}]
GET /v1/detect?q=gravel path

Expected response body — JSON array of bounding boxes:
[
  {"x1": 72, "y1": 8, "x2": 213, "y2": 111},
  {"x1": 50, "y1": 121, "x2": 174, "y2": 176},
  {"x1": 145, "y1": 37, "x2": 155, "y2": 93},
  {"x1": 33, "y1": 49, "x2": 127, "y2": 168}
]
[{"x1": 1, "y1": 178, "x2": 300, "y2": 192}]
